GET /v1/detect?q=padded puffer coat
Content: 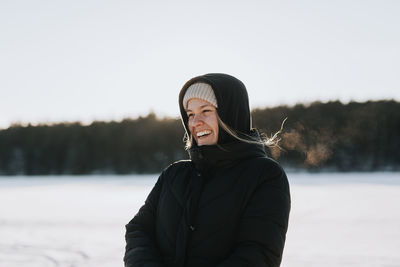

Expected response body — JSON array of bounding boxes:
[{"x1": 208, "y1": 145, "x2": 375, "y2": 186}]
[{"x1": 124, "y1": 73, "x2": 291, "y2": 267}]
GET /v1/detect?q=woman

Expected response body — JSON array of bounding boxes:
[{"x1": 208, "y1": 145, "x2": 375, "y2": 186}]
[{"x1": 124, "y1": 73, "x2": 291, "y2": 267}]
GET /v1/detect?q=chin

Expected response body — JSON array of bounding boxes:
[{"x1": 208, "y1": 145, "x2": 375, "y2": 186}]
[
  {"x1": 194, "y1": 135, "x2": 217, "y2": 146},
  {"x1": 197, "y1": 140, "x2": 216, "y2": 146}
]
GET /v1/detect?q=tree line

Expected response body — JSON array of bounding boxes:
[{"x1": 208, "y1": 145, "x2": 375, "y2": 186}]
[{"x1": 0, "y1": 100, "x2": 399, "y2": 175}]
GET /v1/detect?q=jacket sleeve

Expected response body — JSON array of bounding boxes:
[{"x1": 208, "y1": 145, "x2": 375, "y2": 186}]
[
  {"x1": 124, "y1": 172, "x2": 166, "y2": 267},
  {"x1": 217, "y1": 162, "x2": 291, "y2": 267}
]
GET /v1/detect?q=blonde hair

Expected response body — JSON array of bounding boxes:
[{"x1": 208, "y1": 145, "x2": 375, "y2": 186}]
[{"x1": 184, "y1": 115, "x2": 286, "y2": 150}]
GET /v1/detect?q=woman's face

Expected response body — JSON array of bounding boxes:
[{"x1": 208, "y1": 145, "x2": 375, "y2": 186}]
[{"x1": 186, "y1": 98, "x2": 219, "y2": 146}]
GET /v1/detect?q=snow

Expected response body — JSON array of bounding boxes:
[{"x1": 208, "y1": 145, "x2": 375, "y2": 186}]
[{"x1": 0, "y1": 173, "x2": 399, "y2": 267}]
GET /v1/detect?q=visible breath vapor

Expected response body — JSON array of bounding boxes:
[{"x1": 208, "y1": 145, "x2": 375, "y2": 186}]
[{"x1": 270, "y1": 122, "x2": 336, "y2": 167}]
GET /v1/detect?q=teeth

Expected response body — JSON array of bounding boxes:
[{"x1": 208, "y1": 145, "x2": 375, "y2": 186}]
[{"x1": 197, "y1": 130, "x2": 211, "y2": 137}]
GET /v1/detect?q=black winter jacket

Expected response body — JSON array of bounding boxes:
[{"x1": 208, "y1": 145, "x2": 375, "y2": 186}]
[{"x1": 124, "y1": 73, "x2": 291, "y2": 267}]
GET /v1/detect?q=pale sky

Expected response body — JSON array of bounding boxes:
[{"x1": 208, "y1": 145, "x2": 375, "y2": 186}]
[{"x1": 1, "y1": 0, "x2": 399, "y2": 129}]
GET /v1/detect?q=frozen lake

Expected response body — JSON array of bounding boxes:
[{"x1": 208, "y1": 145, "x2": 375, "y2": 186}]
[{"x1": 0, "y1": 172, "x2": 399, "y2": 267}]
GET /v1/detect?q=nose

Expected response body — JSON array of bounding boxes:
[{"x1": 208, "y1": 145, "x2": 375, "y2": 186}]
[{"x1": 189, "y1": 114, "x2": 203, "y2": 128}]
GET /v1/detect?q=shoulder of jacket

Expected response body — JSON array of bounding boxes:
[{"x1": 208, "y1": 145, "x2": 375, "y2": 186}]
[
  {"x1": 160, "y1": 160, "x2": 193, "y2": 178},
  {"x1": 247, "y1": 156, "x2": 281, "y2": 169},
  {"x1": 248, "y1": 156, "x2": 287, "y2": 182},
  {"x1": 165, "y1": 159, "x2": 192, "y2": 170}
]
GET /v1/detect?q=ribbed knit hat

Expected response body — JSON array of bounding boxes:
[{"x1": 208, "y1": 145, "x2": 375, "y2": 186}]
[{"x1": 183, "y1": 83, "x2": 218, "y2": 109}]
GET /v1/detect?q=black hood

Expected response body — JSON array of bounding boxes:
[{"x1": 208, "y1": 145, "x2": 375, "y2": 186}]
[{"x1": 178, "y1": 73, "x2": 252, "y2": 145}]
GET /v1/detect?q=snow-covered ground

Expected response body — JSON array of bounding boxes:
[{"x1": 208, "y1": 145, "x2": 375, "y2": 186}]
[{"x1": 0, "y1": 173, "x2": 399, "y2": 267}]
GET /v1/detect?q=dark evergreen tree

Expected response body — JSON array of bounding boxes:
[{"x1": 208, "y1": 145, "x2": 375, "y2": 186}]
[{"x1": 0, "y1": 100, "x2": 399, "y2": 175}]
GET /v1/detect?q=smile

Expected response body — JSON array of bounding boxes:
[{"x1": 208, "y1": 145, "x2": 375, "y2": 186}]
[{"x1": 196, "y1": 130, "x2": 212, "y2": 138}]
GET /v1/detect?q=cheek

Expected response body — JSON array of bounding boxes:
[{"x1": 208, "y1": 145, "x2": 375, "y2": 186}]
[
  {"x1": 187, "y1": 120, "x2": 194, "y2": 130},
  {"x1": 208, "y1": 117, "x2": 219, "y2": 135},
  {"x1": 213, "y1": 125, "x2": 219, "y2": 138},
  {"x1": 187, "y1": 122, "x2": 196, "y2": 137}
]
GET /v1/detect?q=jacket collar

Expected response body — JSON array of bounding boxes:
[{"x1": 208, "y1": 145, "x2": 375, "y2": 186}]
[{"x1": 188, "y1": 130, "x2": 266, "y2": 173}]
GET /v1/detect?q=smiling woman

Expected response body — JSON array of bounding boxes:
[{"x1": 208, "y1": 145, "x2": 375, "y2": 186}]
[
  {"x1": 185, "y1": 97, "x2": 219, "y2": 146},
  {"x1": 124, "y1": 73, "x2": 291, "y2": 267}
]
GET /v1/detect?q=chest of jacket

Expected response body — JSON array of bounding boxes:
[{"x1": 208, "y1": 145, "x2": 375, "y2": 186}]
[{"x1": 155, "y1": 161, "x2": 263, "y2": 266}]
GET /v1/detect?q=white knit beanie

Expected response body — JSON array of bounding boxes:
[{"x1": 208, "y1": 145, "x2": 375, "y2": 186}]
[{"x1": 183, "y1": 83, "x2": 218, "y2": 109}]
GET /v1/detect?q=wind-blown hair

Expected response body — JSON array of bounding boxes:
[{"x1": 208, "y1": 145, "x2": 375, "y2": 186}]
[{"x1": 184, "y1": 114, "x2": 286, "y2": 150}]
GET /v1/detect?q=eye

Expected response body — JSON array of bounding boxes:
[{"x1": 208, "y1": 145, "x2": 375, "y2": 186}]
[
  {"x1": 187, "y1": 113, "x2": 194, "y2": 119},
  {"x1": 202, "y1": 109, "x2": 212, "y2": 114}
]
